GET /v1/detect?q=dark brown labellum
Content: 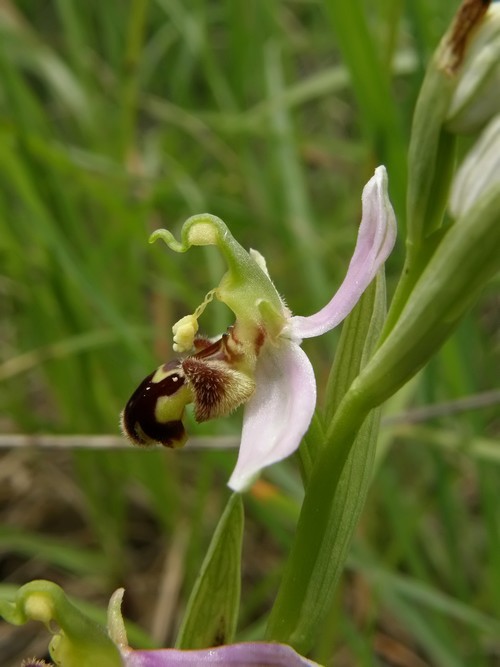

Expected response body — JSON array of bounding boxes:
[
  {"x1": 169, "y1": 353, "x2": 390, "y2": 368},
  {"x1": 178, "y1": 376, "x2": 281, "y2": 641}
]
[
  {"x1": 121, "y1": 328, "x2": 257, "y2": 448},
  {"x1": 121, "y1": 360, "x2": 187, "y2": 448}
]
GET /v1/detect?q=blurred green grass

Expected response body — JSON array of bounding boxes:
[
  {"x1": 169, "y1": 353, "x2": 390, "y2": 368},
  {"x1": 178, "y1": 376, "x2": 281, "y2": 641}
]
[{"x1": 0, "y1": 1, "x2": 499, "y2": 665}]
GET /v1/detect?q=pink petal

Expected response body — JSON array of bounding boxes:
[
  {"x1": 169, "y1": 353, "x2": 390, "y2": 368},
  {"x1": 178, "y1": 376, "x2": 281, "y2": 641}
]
[
  {"x1": 123, "y1": 642, "x2": 319, "y2": 666},
  {"x1": 228, "y1": 340, "x2": 316, "y2": 492},
  {"x1": 288, "y1": 165, "x2": 396, "y2": 339}
]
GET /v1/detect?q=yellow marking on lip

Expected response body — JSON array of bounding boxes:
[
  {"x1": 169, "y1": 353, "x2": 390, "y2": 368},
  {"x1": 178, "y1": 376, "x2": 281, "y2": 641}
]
[
  {"x1": 151, "y1": 366, "x2": 179, "y2": 383},
  {"x1": 154, "y1": 384, "x2": 193, "y2": 422}
]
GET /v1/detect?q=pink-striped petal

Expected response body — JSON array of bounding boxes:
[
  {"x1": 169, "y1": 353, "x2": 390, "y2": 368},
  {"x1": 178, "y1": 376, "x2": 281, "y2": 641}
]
[
  {"x1": 287, "y1": 165, "x2": 396, "y2": 340},
  {"x1": 123, "y1": 642, "x2": 320, "y2": 666},
  {"x1": 228, "y1": 340, "x2": 316, "y2": 492}
]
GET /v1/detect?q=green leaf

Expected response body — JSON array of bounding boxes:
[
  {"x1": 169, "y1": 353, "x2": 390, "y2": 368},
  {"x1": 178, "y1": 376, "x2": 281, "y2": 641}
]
[
  {"x1": 324, "y1": 272, "x2": 386, "y2": 423},
  {"x1": 349, "y1": 552, "x2": 500, "y2": 637},
  {"x1": 175, "y1": 493, "x2": 244, "y2": 649},
  {"x1": 266, "y1": 272, "x2": 386, "y2": 651},
  {"x1": 0, "y1": 526, "x2": 106, "y2": 576},
  {"x1": 405, "y1": 64, "x2": 457, "y2": 252},
  {"x1": 298, "y1": 411, "x2": 325, "y2": 483}
]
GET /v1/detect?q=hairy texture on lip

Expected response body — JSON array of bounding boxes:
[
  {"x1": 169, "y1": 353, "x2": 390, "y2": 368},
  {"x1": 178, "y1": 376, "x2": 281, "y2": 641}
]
[{"x1": 182, "y1": 357, "x2": 255, "y2": 422}]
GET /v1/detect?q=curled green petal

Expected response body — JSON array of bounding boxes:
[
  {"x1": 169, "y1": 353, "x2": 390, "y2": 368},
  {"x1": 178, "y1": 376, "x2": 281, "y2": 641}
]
[
  {"x1": 149, "y1": 214, "x2": 261, "y2": 288},
  {"x1": 150, "y1": 214, "x2": 286, "y2": 334},
  {"x1": 0, "y1": 580, "x2": 122, "y2": 667}
]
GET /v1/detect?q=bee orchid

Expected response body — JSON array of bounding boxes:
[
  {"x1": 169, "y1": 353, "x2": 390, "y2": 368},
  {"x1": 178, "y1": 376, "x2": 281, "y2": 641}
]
[{"x1": 121, "y1": 166, "x2": 396, "y2": 492}]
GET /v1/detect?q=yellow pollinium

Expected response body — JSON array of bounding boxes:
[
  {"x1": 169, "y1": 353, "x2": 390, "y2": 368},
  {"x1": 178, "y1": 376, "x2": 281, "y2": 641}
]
[
  {"x1": 172, "y1": 315, "x2": 199, "y2": 353},
  {"x1": 172, "y1": 288, "x2": 217, "y2": 353}
]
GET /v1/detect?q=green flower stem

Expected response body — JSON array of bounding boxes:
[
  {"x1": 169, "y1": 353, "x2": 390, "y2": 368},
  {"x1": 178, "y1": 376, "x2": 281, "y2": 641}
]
[
  {"x1": 266, "y1": 382, "x2": 371, "y2": 651},
  {"x1": 380, "y1": 93, "x2": 453, "y2": 339},
  {"x1": 267, "y1": 276, "x2": 385, "y2": 650},
  {"x1": 405, "y1": 62, "x2": 457, "y2": 253},
  {"x1": 379, "y1": 225, "x2": 446, "y2": 343},
  {"x1": 267, "y1": 178, "x2": 500, "y2": 652},
  {"x1": 386, "y1": 43, "x2": 457, "y2": 336}
]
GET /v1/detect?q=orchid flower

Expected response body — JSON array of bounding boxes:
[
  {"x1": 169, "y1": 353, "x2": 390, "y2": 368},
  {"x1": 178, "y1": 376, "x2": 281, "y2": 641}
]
[
  {"x1": 121, "y1": 166, "x2": 396, "y2": 491},
  {"x1": 1, "y1": 580, "x2": 319, "y2": 667}
]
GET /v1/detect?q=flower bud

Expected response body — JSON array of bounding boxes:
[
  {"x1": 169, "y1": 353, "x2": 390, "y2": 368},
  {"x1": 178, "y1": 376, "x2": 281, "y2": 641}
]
[
  {"x1": 446, "y1": 4, "x2": 500, "y2": 133},
  {"x1": 449, "y1": 114, "x2": 500, "y2": 217},
  {"x1": 404, "y1": 0, "x2": 494, "y2": 248}
]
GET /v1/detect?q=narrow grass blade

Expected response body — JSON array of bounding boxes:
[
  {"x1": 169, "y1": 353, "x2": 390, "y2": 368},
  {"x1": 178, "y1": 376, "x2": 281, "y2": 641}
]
[
  {"x1": 323, "y1": 1, "x2": 407, "y2": 217},
  {"x1": 175, "y1": 493, "x2": 244, "y2": 649}
]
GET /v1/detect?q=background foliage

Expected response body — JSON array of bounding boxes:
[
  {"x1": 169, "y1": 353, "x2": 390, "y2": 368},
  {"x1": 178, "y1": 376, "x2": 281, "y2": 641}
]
[{"x1": 0, "y1": 1, "x2": 498, "y2": 665}]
